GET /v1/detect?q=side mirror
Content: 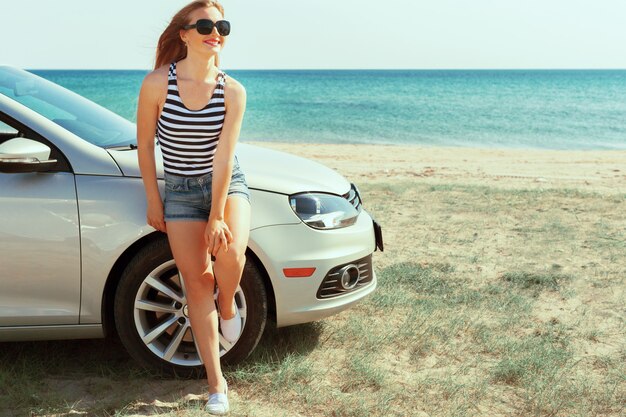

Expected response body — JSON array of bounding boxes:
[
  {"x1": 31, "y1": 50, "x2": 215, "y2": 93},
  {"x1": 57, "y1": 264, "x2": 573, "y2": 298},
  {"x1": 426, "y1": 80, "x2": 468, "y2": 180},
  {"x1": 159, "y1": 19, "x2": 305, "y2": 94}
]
[{"x1": 0, "y1": 138, "x2": 57, "y2": 173}]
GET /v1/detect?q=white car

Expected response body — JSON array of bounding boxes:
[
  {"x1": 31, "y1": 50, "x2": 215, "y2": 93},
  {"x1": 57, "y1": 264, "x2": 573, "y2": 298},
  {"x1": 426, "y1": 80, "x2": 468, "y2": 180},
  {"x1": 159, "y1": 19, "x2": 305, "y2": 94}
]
[{"x1": 0, "y1": 65, "x2": 384, "y2": 376}]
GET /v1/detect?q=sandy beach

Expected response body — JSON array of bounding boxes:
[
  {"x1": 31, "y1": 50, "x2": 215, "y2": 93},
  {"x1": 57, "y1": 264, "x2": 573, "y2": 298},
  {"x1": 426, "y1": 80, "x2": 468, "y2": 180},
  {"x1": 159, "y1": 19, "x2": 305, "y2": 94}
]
[
  {"x1": 247, "y1": 141, "x2": 626, "y2": 194},
  {"x1": 4, "y1": 142, "x2": 624, "y2": 416}
]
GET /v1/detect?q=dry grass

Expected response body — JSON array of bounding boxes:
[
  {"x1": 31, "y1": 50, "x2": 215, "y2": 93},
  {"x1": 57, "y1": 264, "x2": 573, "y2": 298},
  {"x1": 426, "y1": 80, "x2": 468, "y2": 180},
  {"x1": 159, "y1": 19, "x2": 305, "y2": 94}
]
[{"x1": 1, "y1": 143, "x2": 624, "y2": 416}]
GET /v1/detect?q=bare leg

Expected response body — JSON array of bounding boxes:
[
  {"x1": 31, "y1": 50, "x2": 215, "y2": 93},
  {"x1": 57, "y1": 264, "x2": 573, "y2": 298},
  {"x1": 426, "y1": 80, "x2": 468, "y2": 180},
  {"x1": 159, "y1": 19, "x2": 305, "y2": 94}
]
[
  {"x1": 213, "y1": 196, "x2": 251, "y2": 319},
  {"x1": 166, "y1": 220, "x2": 225, "y2": 395}
]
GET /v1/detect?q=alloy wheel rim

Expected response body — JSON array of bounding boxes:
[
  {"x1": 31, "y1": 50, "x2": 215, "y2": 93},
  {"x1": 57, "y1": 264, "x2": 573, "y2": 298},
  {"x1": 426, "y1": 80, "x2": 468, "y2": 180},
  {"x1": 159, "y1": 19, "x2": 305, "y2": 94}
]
[{"x1": 133, "y1": 259, "x2": 247, "y2": 366}]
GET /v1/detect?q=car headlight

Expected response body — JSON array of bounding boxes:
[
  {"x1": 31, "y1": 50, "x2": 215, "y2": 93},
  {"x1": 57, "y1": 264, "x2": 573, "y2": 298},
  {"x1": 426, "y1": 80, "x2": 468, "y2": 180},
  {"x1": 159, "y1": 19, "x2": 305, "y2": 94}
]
[{"x1": 289, "y1": 192, "x2": 360, "y2": 229}]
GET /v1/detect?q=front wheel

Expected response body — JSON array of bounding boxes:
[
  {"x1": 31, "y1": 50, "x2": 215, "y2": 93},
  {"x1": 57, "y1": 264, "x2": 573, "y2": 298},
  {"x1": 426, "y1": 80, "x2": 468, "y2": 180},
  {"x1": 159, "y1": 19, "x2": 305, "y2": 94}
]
[{"x1": 113, "y1": 237, "x2": 268, "y2": 377}]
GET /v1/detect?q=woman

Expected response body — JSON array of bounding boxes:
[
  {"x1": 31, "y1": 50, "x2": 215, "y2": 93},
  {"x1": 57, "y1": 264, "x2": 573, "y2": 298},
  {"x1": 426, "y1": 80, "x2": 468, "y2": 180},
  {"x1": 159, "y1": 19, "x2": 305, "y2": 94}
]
[{"x1": 136, "y1": 0, "x2": 249, "y2": 414}]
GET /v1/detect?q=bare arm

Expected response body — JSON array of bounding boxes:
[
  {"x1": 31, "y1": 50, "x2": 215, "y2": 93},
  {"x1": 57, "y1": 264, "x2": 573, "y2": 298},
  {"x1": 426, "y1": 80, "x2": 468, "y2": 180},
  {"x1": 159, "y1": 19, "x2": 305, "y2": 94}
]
[
  {"x1": 206, "y1": 77, "x2": 247, "y2": 255},
  {"x1": 136, "y1": 71, "x2": 166, "y2": 233}
]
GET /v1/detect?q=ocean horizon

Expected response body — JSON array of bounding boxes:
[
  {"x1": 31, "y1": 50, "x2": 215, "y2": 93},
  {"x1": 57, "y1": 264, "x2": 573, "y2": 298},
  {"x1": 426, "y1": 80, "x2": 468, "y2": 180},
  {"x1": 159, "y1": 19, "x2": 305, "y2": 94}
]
[{"x1": 29, "y1": 68, "x2": 626, "y2": 151}]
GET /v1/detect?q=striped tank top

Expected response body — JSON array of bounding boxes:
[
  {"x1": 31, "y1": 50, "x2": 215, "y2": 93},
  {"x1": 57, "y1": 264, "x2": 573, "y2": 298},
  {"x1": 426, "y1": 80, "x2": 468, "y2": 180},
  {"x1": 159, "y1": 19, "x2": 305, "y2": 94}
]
[{"x1": 156, "y1": 60, "x2": 226, "y2": 176}]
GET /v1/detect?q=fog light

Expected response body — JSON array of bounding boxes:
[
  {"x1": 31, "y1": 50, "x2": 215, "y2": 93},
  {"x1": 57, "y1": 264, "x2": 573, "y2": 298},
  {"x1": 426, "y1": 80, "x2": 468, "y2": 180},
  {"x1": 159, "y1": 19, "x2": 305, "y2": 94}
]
[{"x1": 339, "y1": 264, "x2": 360, "y2": 289}]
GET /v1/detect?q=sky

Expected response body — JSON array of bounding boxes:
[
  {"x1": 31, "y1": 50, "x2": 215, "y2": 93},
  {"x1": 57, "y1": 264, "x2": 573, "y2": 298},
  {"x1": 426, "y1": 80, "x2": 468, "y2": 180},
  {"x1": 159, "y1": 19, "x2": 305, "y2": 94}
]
[{"x1": 3, "y1": 0, "x2": 626, "y2": 70}]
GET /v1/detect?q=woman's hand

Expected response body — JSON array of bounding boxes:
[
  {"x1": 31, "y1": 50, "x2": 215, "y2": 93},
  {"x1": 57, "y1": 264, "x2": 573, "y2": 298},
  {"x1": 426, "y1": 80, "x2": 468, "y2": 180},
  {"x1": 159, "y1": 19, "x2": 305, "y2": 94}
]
[
  {"x1": 206, "y1": 217, "x2": 234, "y2": 257},
  {"x1": 147, "y1": 200, "x2": 167, "y2": 233}
]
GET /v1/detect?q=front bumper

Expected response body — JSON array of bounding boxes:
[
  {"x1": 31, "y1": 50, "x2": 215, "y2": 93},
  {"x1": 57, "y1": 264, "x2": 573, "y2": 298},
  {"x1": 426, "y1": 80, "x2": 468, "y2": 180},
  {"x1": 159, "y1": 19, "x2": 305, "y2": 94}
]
[{"x1": 248, "y1": 208, "x2": 381, "y2": 327}]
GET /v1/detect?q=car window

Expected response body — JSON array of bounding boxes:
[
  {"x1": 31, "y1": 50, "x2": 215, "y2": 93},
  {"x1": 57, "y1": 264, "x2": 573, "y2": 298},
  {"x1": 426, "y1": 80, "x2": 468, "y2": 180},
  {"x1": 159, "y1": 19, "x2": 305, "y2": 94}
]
[
  {"x1": 0, "y1": 112, "x2": 73, "y2": 172},
  {"x1": 0, "y1": 119, "x2": 17, "y2": 134},
  {"x1": 0, "y1": 119, "x2": 18, "y2": 145},
  {"x1": 0, "y1": 66, "x2": 137, "y2": 148}
]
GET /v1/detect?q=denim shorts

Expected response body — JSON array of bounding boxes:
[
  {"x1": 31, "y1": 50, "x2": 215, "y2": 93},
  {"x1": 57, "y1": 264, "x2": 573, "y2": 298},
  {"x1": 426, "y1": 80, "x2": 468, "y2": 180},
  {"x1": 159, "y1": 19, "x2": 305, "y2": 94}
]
[{"x1": 163, "y1": 156, "x2": 251, "y2": 222}]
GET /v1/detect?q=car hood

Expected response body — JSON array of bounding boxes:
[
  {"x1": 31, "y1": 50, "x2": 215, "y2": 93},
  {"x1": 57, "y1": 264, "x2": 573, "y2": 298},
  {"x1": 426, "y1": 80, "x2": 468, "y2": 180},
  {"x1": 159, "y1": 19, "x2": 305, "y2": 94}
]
[{"x1": 106, "y1": 142, "x2": 351, "y2": 195}]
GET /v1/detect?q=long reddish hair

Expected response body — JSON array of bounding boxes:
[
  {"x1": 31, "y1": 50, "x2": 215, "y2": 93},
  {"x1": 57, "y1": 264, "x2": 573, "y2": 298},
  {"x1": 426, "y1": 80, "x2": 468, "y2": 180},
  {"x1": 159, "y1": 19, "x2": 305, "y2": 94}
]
[{"x1": 154, "y1": 0, "x2": 225, "y2": 70}]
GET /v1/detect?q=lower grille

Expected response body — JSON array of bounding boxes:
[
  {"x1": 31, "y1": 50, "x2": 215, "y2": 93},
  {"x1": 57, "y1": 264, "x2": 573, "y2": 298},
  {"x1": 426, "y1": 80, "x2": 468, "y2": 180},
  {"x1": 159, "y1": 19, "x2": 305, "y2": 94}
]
[{"x1": 316, "y1": 254, "x2": 373, "y2": 299}]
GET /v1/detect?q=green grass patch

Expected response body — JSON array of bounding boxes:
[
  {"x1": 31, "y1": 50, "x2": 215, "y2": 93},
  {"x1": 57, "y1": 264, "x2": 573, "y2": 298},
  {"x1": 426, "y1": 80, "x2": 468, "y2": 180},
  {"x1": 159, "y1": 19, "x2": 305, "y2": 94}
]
[
  {"x1": 500, "y1": 271, "x2": 574, "y2": 291},
  {"x1": 340, "y1": 352, "x2": 386, "y2": 392},
  {"x1": 491, "y1": 327, "x2": 573, "y2": 386},
  {"x1": 377, "y1": 261, "x2": 456, "y2": 295}
]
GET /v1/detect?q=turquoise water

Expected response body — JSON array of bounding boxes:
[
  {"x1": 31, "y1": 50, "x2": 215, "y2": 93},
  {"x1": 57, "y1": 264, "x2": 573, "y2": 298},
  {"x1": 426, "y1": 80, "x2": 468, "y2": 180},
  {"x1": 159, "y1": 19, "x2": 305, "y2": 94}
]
[{"x1": 30, "y1": 68, "x2": 626, "y2": 150}]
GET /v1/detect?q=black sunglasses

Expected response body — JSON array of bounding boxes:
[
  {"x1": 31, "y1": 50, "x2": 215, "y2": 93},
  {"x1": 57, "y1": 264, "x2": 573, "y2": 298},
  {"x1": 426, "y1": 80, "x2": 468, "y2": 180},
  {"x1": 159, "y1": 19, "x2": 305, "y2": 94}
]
[{"x1": 183, "y1": 19, "x2": 231, "y2": 36}]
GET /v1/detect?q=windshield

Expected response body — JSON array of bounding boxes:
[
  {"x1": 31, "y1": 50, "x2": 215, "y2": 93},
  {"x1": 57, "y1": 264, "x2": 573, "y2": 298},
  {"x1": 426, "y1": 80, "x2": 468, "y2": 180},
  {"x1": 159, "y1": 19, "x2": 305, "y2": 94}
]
[{"x1": 0, "y1": 66, "x2": 136, "y2": 148}]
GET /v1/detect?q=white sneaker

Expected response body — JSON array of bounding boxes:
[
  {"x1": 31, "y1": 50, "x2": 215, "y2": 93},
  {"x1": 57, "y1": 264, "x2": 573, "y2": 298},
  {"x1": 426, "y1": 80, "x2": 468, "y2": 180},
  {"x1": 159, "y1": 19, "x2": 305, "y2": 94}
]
[
  {"x1": 216, "y1": 288, "x2": 242, "y2": 343},
  {"x1": 205, "y1": 376, "x2": 229, "y2": 415}
]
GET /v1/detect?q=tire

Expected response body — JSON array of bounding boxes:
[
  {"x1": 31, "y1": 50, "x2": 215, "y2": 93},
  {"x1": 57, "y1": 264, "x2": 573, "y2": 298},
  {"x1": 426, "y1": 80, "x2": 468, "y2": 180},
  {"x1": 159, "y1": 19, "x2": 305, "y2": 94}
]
[{"x1": 113, "y1": 237, "x2": 268, "y2": 378}]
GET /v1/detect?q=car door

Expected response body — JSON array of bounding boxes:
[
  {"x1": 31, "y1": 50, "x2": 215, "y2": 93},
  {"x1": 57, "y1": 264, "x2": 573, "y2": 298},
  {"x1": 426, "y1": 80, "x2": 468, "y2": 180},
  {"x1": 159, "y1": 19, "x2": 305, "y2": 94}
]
[{"x1": 0, "y1": 116, "x2": 81, "y2": 326}]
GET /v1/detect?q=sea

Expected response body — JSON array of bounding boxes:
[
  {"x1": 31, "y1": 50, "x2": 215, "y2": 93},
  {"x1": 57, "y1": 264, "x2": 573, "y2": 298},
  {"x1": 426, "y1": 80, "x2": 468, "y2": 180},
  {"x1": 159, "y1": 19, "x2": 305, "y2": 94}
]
[{"x1": 30, "y1": 68, "x2": 626, "y2": 150}]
